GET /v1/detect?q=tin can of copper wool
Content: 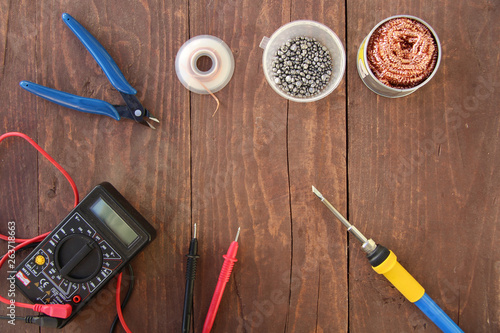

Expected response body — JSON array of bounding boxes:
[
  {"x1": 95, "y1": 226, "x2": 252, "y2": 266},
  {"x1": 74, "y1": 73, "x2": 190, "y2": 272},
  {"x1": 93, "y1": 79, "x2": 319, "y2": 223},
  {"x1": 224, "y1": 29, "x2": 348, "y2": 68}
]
[{"x1": 357, "y1": 15, "x2": 441, "y2": 98}]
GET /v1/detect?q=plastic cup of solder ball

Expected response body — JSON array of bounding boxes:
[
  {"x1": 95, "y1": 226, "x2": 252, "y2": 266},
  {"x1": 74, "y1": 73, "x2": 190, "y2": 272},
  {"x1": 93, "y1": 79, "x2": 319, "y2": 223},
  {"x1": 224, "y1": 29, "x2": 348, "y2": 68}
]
[{"x1": 260, "y1": 20, "x2": 346, "y2": 103}]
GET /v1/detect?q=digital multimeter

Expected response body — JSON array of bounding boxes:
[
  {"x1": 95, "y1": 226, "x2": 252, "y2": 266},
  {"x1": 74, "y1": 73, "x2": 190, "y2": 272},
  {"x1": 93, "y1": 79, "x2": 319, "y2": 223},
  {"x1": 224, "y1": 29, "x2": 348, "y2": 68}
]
[{"x1": 14, "y1": 182, "x2": 156, "y2": 328}]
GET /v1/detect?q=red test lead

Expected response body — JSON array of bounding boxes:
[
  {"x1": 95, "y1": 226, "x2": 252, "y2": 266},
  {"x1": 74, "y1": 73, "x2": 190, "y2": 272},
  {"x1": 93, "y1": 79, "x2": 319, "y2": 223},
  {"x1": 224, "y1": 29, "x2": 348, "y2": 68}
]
[{"x1": 202, "y1": 228, "x2": 240, "y2": 333}]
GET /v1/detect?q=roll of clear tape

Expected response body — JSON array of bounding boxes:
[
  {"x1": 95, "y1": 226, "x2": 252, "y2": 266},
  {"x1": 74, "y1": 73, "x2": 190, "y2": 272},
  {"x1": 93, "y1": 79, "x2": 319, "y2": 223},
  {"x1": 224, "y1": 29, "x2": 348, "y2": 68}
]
[{"x1": 175, "y1": 35, "x2": 235, "y2": 94}]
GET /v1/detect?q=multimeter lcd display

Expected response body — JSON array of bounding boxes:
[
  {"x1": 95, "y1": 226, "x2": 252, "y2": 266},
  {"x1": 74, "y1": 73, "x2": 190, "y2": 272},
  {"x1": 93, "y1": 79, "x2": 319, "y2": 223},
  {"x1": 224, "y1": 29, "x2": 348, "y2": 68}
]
[{"x1": 90, "y1": 197, "x2": 139, "y2": 246}]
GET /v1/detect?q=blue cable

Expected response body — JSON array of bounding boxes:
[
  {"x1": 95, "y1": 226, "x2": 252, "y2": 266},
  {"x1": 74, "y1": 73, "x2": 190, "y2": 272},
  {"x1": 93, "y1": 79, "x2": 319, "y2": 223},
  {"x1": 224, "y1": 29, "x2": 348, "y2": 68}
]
[{"x1": 414, "y1": 293, "x2": 463, "y2": 333}]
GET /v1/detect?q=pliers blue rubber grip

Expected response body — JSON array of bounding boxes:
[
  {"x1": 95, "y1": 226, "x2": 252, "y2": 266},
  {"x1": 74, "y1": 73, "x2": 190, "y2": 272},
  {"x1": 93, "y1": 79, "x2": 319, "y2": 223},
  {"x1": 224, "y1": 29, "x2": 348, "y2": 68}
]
[{"x1": 20, "y1": 13, "x2": 158, "y2": 129}]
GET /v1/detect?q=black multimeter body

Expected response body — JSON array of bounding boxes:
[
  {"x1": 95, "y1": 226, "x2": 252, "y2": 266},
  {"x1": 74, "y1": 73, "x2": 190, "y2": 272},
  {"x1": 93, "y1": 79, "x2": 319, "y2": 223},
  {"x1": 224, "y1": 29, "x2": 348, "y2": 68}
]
[{"x1": 14, "y1": 182, "x2": 156, "y2": 328}]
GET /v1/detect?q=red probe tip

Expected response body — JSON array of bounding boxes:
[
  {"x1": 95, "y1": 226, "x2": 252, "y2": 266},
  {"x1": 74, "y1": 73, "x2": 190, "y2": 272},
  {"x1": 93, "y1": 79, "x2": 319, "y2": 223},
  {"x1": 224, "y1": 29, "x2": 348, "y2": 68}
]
[{"x1": 202, "y1": 228, "x2": 240, "y2": 333}]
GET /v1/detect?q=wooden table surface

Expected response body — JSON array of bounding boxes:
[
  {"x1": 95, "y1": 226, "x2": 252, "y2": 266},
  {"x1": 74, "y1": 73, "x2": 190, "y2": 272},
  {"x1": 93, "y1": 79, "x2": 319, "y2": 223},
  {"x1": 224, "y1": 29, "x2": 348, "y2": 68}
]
[{"x1": 1, "y1": 0, "x2": 499, "y2": 332}]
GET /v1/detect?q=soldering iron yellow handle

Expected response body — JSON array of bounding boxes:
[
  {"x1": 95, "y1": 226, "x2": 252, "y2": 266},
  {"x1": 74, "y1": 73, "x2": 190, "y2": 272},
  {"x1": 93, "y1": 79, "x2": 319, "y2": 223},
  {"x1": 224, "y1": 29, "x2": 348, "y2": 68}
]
[{"x1": 372, "y1": 250, "x2": 425, "y2": 303}]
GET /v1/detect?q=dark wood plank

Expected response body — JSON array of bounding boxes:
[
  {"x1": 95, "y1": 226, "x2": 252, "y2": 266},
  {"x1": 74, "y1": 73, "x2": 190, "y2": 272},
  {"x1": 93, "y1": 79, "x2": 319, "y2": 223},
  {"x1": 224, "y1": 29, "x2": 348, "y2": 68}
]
[
  {"x1": 0, "y1": 1, "x2": 42, "y2": 332},
  {"x1": 286, "y1": 0, "x2": 348, "y2": 332},
  {"x1": 1, "y1": 1, "x2": 190, "y2": 332},
  {"x1": 1, "y1": 1, "x2": 499, "y2": 332},
  {"x1": 0, "y1": 2, "x2": 38, "y2": 231},
  {"x1": 347, "y1": 0, "x2": 500, "y2": 332},
  {"x1": 189, "y1": 1, "x2": 293, "y2": 332}
]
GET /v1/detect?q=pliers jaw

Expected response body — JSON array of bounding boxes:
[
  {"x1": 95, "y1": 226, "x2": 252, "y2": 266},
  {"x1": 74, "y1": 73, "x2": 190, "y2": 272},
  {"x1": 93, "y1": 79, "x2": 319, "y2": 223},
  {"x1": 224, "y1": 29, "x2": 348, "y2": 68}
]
[{"x1": 116, "y1": 93, "x2": 160, "y2": 129}]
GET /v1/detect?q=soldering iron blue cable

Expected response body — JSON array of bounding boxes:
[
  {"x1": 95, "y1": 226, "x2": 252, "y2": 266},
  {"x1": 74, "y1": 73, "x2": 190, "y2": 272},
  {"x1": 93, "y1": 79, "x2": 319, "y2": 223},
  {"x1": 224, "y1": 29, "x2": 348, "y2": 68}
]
[{"x1": 414, "y1": 293, "x2": 463, "y2": 333}]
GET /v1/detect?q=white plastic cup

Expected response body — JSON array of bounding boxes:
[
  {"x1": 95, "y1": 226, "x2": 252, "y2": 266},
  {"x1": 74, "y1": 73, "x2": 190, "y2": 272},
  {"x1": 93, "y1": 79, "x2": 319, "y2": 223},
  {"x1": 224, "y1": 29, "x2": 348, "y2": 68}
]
[
  {"x1": 357, "y1": 15, "x2": 441, "y2": 98},
  {"x1": 260, "y1": 20, "x2": 346, "y2": 103}
]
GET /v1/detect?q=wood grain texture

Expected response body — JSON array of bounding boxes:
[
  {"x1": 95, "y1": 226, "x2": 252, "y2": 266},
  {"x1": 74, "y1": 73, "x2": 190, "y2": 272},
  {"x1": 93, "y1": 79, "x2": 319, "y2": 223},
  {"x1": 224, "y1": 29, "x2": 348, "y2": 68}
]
[
  {"x1": 347, "y1": 0, "x2": 500, "y2": 332},
  {"x1": 0, "y1": 0, "x2": 498, "y2": 332},
  {"x1": 189, "y1": 1, "x2": 293, "y2": 332},
  {"x1": 0, "y1": 1, "x2": 40, "y2": 332},
  {"x1": 286, "y1": 0, "x2": 348, "y2": 332},
  {"x1": 2, "y1": 0, "x2": 190, "y2": 332}
]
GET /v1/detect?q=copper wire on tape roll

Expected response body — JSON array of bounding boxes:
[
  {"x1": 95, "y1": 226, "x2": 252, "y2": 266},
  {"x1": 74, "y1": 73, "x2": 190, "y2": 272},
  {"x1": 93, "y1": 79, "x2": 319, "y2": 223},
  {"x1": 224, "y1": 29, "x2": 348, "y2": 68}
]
[{"x1": 175, "y1": 35, "x2": 235, "y2": 94}]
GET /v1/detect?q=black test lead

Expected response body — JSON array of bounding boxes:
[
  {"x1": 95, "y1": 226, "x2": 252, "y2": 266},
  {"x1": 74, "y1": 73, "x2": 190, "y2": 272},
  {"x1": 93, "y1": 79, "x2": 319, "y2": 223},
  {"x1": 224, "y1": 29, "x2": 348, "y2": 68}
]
[{"x1": 182, "y1": 224, "x2": 199, "y2": 333}]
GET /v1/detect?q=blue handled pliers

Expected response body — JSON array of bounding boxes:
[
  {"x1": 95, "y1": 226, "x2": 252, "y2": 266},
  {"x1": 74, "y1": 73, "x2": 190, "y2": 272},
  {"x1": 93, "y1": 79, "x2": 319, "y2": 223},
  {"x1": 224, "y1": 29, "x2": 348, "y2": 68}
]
[{"x1": 20, "y1": 13, "x2": 159, "y2": 129}]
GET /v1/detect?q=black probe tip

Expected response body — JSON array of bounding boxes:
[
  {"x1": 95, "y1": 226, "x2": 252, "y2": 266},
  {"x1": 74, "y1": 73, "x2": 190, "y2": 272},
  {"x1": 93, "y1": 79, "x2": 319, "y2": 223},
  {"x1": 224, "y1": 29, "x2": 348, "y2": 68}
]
[{"x1": 182, "y1": 225, "x2": 199, "y2": 333}]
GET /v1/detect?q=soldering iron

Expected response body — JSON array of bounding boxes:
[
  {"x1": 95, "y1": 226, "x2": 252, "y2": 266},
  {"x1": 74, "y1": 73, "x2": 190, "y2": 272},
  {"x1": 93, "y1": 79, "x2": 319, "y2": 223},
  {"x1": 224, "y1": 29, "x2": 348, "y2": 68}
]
[{"x1": 312, "y1": 186, "x2": 463, "y2": 333}]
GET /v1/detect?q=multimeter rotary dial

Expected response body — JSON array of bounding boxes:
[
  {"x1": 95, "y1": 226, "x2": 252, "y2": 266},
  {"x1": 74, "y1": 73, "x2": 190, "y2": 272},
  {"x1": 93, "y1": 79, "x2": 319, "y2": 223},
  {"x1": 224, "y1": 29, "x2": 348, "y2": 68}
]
[{"x1": 54, "y1": 234, "x2": 103, "y2": 283}]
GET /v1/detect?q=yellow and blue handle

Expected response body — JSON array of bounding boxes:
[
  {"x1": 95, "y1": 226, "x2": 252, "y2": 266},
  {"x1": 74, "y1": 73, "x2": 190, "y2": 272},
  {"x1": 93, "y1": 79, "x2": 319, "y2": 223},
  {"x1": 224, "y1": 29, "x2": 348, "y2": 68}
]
[{"x1": 369, "y1": 246, "x2": 463, "y2": 333}]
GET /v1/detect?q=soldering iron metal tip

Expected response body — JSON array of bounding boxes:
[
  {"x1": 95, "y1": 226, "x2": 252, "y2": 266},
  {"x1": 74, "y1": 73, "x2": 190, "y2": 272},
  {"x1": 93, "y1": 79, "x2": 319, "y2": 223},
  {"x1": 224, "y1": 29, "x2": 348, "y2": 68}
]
[
  {"x1": 235, "y1": 227, "x2": 241, "y2": 242},
  {"x1": 194, "y1": 223, "x2": 197, "y2": 239},
  {"x1": 312, "y1": 186, "x2": 376, "y2": 253},
  {"x1": 312, "y1": 185, "x2": 324, "y2": 200}
]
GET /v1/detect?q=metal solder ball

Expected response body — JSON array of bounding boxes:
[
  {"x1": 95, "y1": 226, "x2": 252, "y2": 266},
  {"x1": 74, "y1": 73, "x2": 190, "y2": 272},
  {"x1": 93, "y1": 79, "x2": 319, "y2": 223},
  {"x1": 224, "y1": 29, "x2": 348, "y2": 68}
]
[{"x1": 271, "y1": 36, "x2": 333, "y2": 98}]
